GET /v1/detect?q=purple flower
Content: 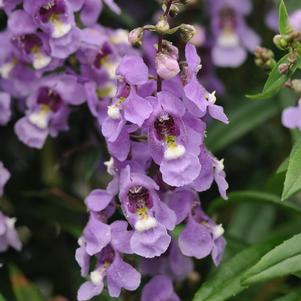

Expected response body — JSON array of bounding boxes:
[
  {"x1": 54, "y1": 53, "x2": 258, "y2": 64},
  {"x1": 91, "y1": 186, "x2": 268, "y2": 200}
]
[
  {"x1": 176, "y1": 198, "x2": 226, "y2": 266},
  {"x1": 8, "y1": 10, "x2": 53, "y2": 70},
  {"x1": 23, "y1": 0, "x2": 75, "y2": 39},
  {"x1": 117, "y1": 55, "x2": 149, "y2": 85},
  {"x1": 282, "y1": 99, "x2": 301, "y2": 130},
  {"x1": 290, "y1": 10, "x2": 301, "y2": 32},
  {"x1": 49, "y1": 27, "x2": 81, "y2": 59},
  {"x1": 0, "y1": 0, "x2": 22, "y2": 14},
  {"x1": 82, "y1": 213, "x2": 111, "y2": 256},
  {"x1": 79, "y1": 0, "x2": 120, "y2": 27},
  {"x1": 140, "y1": 239, "x2": 193, "y2": 281},
  {"x1": 265, "y1": 8, "x2": 278, "y2": 32},
  {"x1": 147, "y1": 90, "x2": 202, "y2": 187},
  {"x1": 141, "y1": 275, "x2": 180, "y2": 301},
  {"x1": 211, "y1": 0, "x2": 260, "y2": 67},
  {"x1": 190, "y1": 146, "x2": 229, "y2": 199},
  {"x1": 14, "y1": 74, "x2": 85, "y2": 149},
  {"x1": 155, "y1": 43, "x2": 180, "y2": 80},
  {"x1": 77, "y1": 245, "x2": 141, "y2": 300},
  {"x1": 0, "y1": 211, "x2": 22, "y2": 252},
  {"x1": 0, "y1": 92, "x2": 11, "y2": 125},
  {"x1": 182, "y1": 43, "x2": 208, "y2": 114},
  {"x1": 119, "y1": 165, "x2": 176, "y2": 258}
]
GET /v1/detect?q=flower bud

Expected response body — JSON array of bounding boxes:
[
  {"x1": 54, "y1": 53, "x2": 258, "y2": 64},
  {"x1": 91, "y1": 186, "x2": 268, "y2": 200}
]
[
  {"x1": 156, "y1": 52, "x2": 180, "y2": 80},
  {"x1": 169, "y1": 4, "x2": 180, "y2": 18},
  {"x1": 128, "y1": 27, "x2": 144, "y2": 46},
  {"x1": 180, "y1": 24, "x2": 196, "y2": 42},
  {"x1": 273, "y1": 34, "x2": 288, "y2": 50},
  {"x1": 288, "y1": 51, "x2": 298, "y2": 64},
  {"x1": 255, "y1": 47, "x2": 275, "y2": 70},
  {"x1": 156, "y1": 18, "x2": 170, "y2": 34},
  {"x1": 278, "y1": 63, "x2": 289, "y2": 74},
  {"x1": 291, "y1": 79, "x2": 301, "y2": 94}
]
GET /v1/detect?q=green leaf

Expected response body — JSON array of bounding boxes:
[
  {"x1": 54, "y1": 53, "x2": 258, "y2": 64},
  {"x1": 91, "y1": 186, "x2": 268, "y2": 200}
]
[
  {"x1": 243, "y1": 233, "x2": 301, "y2": 285},
  {"x1": 282, "y1": 139, "x2": 301, "y2": 200},
  {"x1": 9, "y1": 265, "x2": 45, "y2": 301},
  {"x1": 244, "y1": 254, "x2": 301, "y2": 284},
  {"x1": 248, "y1": 53, "x2": 301, "y2": 100},
  {"x1": 263, "y1": 53, "x2": 290, "y2": 92},
  {"x1": 192, "y1": 238, "x2": 284, "y2": 301},
  {"x1": 279, "y1": 0, "x2": 290, "y2": 35},
  {"x1": 276, "y1": 157, "x2": 289, "y2": 174},
  {"x1": 206, "y1": 99, "x2": 282, "y2": 152},
  {"x1": 274, "y1": 288, "x2": 301, "y2": 301},
  {"x1": 208, "y1": 191, "x2": 301, "y2": 216}
]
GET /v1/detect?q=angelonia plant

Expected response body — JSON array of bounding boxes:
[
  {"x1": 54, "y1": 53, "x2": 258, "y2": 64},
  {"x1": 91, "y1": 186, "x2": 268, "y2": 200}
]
[
  {"x1": 75, "y1": 1, "x2": 230, "y2": 300},
  {"x1": 0, "y1": 0, "x2": 230, "y2": 299}
]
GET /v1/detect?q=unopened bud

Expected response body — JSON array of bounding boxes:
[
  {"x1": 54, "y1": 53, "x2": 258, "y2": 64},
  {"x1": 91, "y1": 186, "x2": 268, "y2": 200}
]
[
  {"x1": 291, "y1": 79, "x2": 301, "y2": 94},
  {"x1": 288, "y1": 31, "x2": 301, "y2": 43},
  {"x1": 169, "y1": 4, "x2": 180, "y2": 18},
  {"x1": 288, "y1": 51, "x2": 298, "y2": 64},
  {"x1": 156, "y1": 49, "x2": 180, "y2": 80},
  {"x1": 278, "y1": 63, "x2": 289, "y2": 74},
  {"x1": 156, "y1": 18, "x2": 170, "y2": 34},
  {"x1": 128, "y1": 27, "x2": 144, "y2": 46},
  {"x1": 273, "y1": 34, "x2": 288, "y2": 49},
  {"x1": 255, "y1": 47, "x2": 275, "y2": 70},
  {"x1": 180, "y1": 24, "x2": 196, "y2": 42}
]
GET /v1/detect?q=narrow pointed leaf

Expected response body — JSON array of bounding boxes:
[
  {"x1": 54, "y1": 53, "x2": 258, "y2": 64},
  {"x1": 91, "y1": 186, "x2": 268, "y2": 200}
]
[
  {"x1": 248, "y1": 54, "x2": 301, "y2": 100},
  {"x1": 206, "y1": 99, "x2": 282, "y2": 152},
  {"x1": 279, "y1": 0, "x2": 290, "y2": 35},
  {"x1": 242, "y1": 233, "x2": 301, "y2": 284},
  {"x1": 192, "y1": 238, "x2": 284, "y2": 301},
  {"x1": 282, "y1": 139, "x2": 301, "y2": 200},
  {"x1": 243, "y1": 254, "x2": 301, "y2": 284},
  {"x1": 208, "y1": 191, "x2": 301, "y2": 215}
]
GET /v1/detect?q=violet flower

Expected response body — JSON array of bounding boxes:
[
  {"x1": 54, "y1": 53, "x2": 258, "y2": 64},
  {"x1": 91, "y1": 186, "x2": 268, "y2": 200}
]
[
  {"x1": 77, "y1": 244, "x2": 140, "y2": 300},
  {"x1": 141, "y1": 275, "x2": 180, "y2": 301},
  {"x1": 119, "y1": 165, "x2": 176, "y2": 258},
  {"x1": 8, "y1": 10, "x2": 53, "y2": 70},
  {"x1": 0, "y1": 211, "x2": 22, "y2": 252},
  {"x1": 14, "y1": 74, "x2": 85, "y2": 149},
  {"x1": 23, "y1": 0, "x2": 76, "y2": 39},
  {"x1": 282, "y1": 99, "x2": 301, "y2": 130},
  {"x1": 210, "y1": 0, "x2": 261, "y2": 67}
]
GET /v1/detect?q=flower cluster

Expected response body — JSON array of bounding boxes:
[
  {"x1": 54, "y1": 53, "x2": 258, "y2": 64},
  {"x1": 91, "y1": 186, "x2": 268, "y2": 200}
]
[
  {"x1": 209, "y1": 0, "x2": 260, "y2": 67},
  {"x1": 0, "y1": 0, "x2": 125, "y2": 149},
  {"x1": 74, "y1": 2, "x2": 229, "y2": 300},
  {"x1": 0, "y1": 0, "x2": 229, "y2": 299}
]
